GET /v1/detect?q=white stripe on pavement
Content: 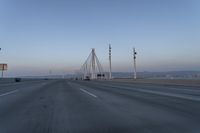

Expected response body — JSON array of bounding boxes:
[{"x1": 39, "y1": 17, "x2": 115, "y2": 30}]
[
  {"x1": 106, "y1": 84, "x2": 200, "y2": 102},
  {"x1": 136, "y1": 88, "x2": 200, "y2": 102},
  {"x1": 80, "y1": 88, "x2": 98, "y2": 98},
  {"x1": 0, "y1": 90, "x2": 19, "y2": 97}
]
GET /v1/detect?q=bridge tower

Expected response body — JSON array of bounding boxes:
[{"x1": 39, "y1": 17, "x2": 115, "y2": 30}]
[{"x1": 80, "y1": 48, "x2": 104, "y2": 80}]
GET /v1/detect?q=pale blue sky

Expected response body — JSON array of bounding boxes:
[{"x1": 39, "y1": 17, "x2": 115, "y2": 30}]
[{"x1": 0, "y1": 0, "x2": 200, "y2": 77}]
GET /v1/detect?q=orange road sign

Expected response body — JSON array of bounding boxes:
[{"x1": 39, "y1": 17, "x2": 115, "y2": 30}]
[{"x1": 0, "y1": 64, "x2": 8, "y2": 71}]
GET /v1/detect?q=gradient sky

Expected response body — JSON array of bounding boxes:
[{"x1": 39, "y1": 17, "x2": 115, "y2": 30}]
[{"x1": 0, "y1": 0, "x2": 200, "y2": 77}]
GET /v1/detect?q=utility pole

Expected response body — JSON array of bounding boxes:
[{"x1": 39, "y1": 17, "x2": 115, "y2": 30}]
[
  {"x1": 109, "y1": 44, "x2": 112, "y2": 79},
  {"x1": 133, "y1": 48, "x2": 137, "y2": 79}
]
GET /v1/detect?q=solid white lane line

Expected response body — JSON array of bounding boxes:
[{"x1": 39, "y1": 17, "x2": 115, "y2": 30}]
[
  {"x1": 91, "y1": 83, "x2": 200, "y2": 102},
  {"x1": 136, "y1": 88, "x2": 200, "y2": 102},
  {"x1": 0, "y1": 90, "x2": 19, "y2": 97},
  {"x1": 80, "y1": 88, "x2": 98, "y2": 98}
]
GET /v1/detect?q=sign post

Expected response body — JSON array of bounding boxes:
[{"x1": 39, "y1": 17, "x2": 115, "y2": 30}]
[{"x1": 0, "y1": 64, "x2": 8, "y2": 78}]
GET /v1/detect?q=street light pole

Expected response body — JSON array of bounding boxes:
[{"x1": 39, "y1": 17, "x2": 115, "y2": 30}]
[
  {"x1": 133, "y1": 47, "x2": 137, "y2": 79},
  {"x1": 109, "y1": 44, "x2": 112, "y2": 79}
]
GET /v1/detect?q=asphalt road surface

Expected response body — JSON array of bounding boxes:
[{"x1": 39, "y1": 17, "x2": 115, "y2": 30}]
[{"x1": 0, "y1": 79, "x2": 200, "y2": 133}]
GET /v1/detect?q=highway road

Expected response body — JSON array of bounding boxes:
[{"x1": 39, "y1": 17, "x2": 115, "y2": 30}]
[{"x1": 0, "y1": 79, "x2": 200, "y2": 133}]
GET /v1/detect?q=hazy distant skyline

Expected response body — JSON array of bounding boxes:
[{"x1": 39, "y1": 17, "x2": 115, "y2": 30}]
[{"x1": 1, "y1": 0, "x2": 200, "y2": 77}]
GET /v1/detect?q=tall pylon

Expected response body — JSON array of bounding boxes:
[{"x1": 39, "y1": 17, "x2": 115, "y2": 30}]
[
  {"x1": 133, "y1": 47, "x2": 137, "y2": 79},
  {"x1": 109, "y1": 44, "x2": 112, "y2": 79},
  {"x1": 80, "y1": 48, "x2": 104, "y2": 80}
]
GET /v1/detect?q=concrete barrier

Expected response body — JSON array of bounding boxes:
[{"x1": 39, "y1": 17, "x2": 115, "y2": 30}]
[
  {"x1": 0, "y1": 78, "x2": 48, "y2": 84},
  {"x1": 0, "y1": 78, "x2": 15, "y2": 84},
  {"x1": 112, "y1": 78, "x2": 200, "y2": 87}
]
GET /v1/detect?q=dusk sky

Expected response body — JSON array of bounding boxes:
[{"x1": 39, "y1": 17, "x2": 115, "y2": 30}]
[{"x1": 0, "y1": 0, "x2": 200, "y2": 77}]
